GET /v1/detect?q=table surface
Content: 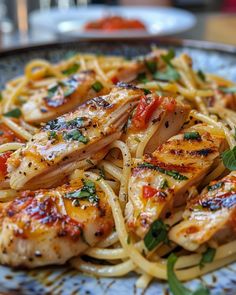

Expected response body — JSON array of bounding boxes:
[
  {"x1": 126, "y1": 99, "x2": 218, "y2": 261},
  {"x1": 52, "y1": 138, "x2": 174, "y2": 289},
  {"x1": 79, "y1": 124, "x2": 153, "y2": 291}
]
[{"x1": 1, "y1": 12, "x2": 236, "y2": 49}]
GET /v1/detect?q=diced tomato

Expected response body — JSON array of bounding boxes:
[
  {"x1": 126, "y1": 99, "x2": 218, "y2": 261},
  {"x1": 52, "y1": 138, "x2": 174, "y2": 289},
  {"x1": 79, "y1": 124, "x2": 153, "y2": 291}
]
[
  {"x1": 143, "y1": 185, "x2": 158, "y2": 199},
  {"x1": 0, "y1": 151, "x2": 12, "y2": 179},
  {"x1": 0, "y1": 123, "x2": 23, "y2": 144},
  {"x1": 162, "y1": 97, "x2": 176, "y2": 112},
  {"x1": 132, "y1": 95, "x2": 161, "y2": 130},
  {"x1": 84, "y1": 16, "x2": 146, "y2": 31},
  {"x1": 111, "y1": 76, "x2": 119, "y2": 84}
]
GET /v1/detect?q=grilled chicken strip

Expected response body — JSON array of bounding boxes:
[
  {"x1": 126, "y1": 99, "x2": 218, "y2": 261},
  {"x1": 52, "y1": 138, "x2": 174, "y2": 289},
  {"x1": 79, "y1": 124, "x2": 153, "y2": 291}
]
[
  {"x1": 169, "y1": 172, "x2": 236, "y2": 251},
  {"x1": 8, "y1": 84, "x2": 145, "y2": 190},
  {"x1": 123, "y1": 94, "x2": 190, "y2": 156},
  {"x1": 22, "y1": 70, "x2": 109, "y2": 123},
  {"x1": 126, "y1": 124, "x2": 226, "y2": 237},
  {"x1": 0, "y1": 177, "x2": 114, "y2": 267}
]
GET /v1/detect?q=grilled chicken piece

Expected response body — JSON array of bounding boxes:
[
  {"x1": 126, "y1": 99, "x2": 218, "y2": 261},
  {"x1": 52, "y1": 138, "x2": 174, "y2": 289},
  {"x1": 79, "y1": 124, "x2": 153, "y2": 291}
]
[
  {"x1": 126, "y1": 124, "x2": 226, "y2": 237},
  {"x1": 0, "y1": 177, "x2": 114, "y2": 267},
  {"x1": 123, "y1": 95, "x2": 190, "y2": 156},
  {"x1": 8, "y1": 83, "x2": 145, "y2": 190},
  {"x1": 169, "y1": 172, "x2": 236, "y2": 251},
  {"x1": 22, "y1": 70, "x2": 109, "y2": 123}
]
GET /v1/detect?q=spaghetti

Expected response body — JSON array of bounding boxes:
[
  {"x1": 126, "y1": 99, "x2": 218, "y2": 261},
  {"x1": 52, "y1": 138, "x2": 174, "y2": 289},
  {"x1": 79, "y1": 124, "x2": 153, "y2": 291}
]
[{"x1": 0, "y1": 48, "x2": 236, "y2": 293}]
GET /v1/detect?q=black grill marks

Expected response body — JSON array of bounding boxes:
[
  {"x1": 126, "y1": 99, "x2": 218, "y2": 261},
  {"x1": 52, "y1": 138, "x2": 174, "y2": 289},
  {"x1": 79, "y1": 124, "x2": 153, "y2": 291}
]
[
  {"x1": 91, "y1": 96, "x2": 112, "y2": 109},
  {"x1": 116, "y1": 82, "x2": 140, "y2": 90},
  {"x1": 201, "y1": 193, "x2": 236, "y2": 211},
  {"x1": 189, "y1": 148, "x2": 214, "y2": 157}
]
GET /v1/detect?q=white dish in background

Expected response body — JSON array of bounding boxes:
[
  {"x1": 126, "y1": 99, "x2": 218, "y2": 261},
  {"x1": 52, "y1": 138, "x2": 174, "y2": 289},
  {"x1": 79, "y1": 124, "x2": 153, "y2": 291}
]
[{"x1": 30, "y1": 5, "x2": 196, "y2": 39}]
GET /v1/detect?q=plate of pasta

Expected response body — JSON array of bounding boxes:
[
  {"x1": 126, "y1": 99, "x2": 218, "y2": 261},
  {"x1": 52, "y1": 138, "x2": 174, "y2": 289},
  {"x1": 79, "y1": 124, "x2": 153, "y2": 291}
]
[{"x1": 0, "y1": 39, "x2": 235, "y2": 295}]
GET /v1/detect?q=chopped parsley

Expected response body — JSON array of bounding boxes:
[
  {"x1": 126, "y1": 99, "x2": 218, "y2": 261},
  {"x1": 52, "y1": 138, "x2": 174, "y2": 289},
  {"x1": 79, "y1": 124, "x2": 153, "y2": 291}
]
[
  {"x1": 92, "y1": 81, "x2": 104, "y2": 92},
  {"x1": 145, "y1": 60, "x2": 157, "y2": 74},
  {"x1": 144, "y1": 219, "x2": 169, "y2": 251},
  {"x1": 3, "y1": 108, "x2": 22, "y2": 118},
  {"x1": 63, "y1": 129, "x2": 89, "y2": 144},
  {"x1": 65, "y1": 179, "x2": 99, "y2": 206},
  {"x1": 160, "y1": 179, "x2": 169, "y2": 189},
  {"x1": 197, "y1": 70, "x2": 206, "y2": 82},
  {"x1": 167, "y1": 253, "x2": 210, "y2": 295},
  {"x1": 48, "y1": 130, "x2": 57, "y2": 140},
  {"x1": 199, "y1": 247, "x2": 216, "y2": 269},
  {"x1": 138, "y1": 162, "x2": 188, "y2": 181},
  {"x1": 222, "y1": 146, "x2": 236, "y2": 171},
  {"x1": 161, "y1": 48, "x2": 175, "y2": 66},
  {"x1": 143, "y1": 88, "x2": 151, "y2": 95},
  {"x1": 137, "y1": 72, "x2": 149, "y2": 83},
  {"x1": 184, "y1": 131, "x2": 201, "y2": 141},
  {"x1": 207, "y1": 181, "x2": 223, "y2": 191},
  {"x1": 62, "y1": 62, "x2": 80, "y2": 75}
]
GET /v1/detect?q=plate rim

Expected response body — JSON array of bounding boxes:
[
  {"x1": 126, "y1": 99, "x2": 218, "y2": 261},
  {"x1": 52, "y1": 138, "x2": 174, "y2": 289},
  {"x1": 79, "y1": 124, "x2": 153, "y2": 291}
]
[{"x1": 1, "y1": 37, "x2": 236, "y2": 58}]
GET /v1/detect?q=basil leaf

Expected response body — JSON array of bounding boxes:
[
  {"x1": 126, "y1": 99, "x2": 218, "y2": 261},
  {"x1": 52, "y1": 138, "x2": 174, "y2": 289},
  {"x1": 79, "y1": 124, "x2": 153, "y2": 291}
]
[
  {"x1": 144, "y1": 220, "x2": 169, "y2": 251},
  {"x1": 3, "y1": 108, "x2": 22, "y2": 118},
  {"x1": 219, "y1": 86, "x2": 236, "y2": 93},
  {"x1": 197, "y1": 70, "x2": 206, "y2": 82},
  {"x1": 154, "y1": 66, "x2": 180, "y2": 82},
  {"x1": 222, "y1": 146, "x2": 236, "y2": 171},
  {"x1": 145, "y1": 60, "x2": 157, "y2": 74},
  {"x1": 167, "y1": 253, "x2": 210, "y2": 295},
  {"x1": 161, "y1": 48, "x2": 175, "y2": 66},
  {"x1": 199, "y1": 247, "x2": 216, "y2": 269},
  {"x1": 184, "y1": 132, "x2": 201, "y2": 140},
  {"x1": 92, "y1": 81, "x2": 104, "y2": 92},
  {"x1": 137, "y1": 72, "x2": 149, "y2": 83},
  {"x1": 62, "y1": 63, "x2": 80, "y2": 75}
]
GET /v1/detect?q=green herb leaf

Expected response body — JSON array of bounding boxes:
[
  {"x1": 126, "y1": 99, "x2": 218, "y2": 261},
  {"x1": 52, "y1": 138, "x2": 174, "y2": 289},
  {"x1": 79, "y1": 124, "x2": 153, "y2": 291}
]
[
  {"x1": 0, "y1": 92, "x2": 2, "y2": 101},
  {"x1": 134, "y1": 136, "x2": 141, "y2": 143},
  {"x1": 145, "y1": 60, "x2": 157, "y2": 74},
  {"x1": 144, "y1": 220, "x2": 169, "y2": 251},
  {"x1": 137, "y1": 72, "x2": 149, "y2": 83},
  {"x1": 62, "y1": 62, "x2": 80, "y2": 75},
  {"x1": 222, "y1": 146, "x2": 236, "y2": 171},
  {"x1": 161, "y1": 48, "x2": 175, "y2": 66},
  {"x1": 167, "y1": 253, "x2": 210, "y2": 295},
  {"x1": 207, "y1": 181, "x2": 223, "y2": 191},
  {"x1": 92, "y1": 81, "x2": 104, "y2": 92},
  {"x1": 154, "y1": 65, "x2": 180, "y2": 82},
  {"x1": 184, "y1": 132, "x2": 201, "y2": 141},
  {"x1": 47, "y1": 84, "x2": 59, "y2": 99},
  {"x1": 199, "y1": 247, "x2": 216, "y2": 269},
  {"x1": 63, "y1": 129, "x2": 89, "y2": 144},
  {"x1": 3, "y1": 108, "x2": 22, "y2": 118},
  {"x1": 197, "y1": 70, "x2": 206, "y2": 82},
  {"x1": 160, "y1": 179, "x2": 169, "y2": 189},
  {"x1": 219, "y1": 86, "x2": 236, "y2": 93},
  {"x1": 138, "y1": 162, "x2": 188, "y2": 181},
  {"x1": 48, "y1": 130, "x2": 57, "y2": 140},
  {"x1": 143, "y1": 88, "x2": 151, "y2": 95},
  {"x1": 65, "y1": 179, "x2": 99, "y2": 205}
]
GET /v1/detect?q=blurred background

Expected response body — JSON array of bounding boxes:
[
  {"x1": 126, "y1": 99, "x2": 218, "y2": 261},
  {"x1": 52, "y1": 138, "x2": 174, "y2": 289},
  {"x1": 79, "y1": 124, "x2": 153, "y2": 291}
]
[{"x1": 0, "y1": 0, "x2": 236, "y2": 49}]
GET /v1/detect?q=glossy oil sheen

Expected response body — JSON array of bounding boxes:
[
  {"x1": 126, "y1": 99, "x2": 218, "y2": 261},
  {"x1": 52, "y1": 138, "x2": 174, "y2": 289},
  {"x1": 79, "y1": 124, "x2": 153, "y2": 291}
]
[{"x1": 0, "y1": 40, "x2": 235, "y2": 295}]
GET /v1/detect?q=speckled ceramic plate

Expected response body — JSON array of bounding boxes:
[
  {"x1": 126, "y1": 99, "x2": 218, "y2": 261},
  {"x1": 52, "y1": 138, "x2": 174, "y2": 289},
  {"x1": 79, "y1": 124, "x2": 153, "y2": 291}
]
[{"x1": 0, "y1": 39, "x2": 236, "y2": 295}]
